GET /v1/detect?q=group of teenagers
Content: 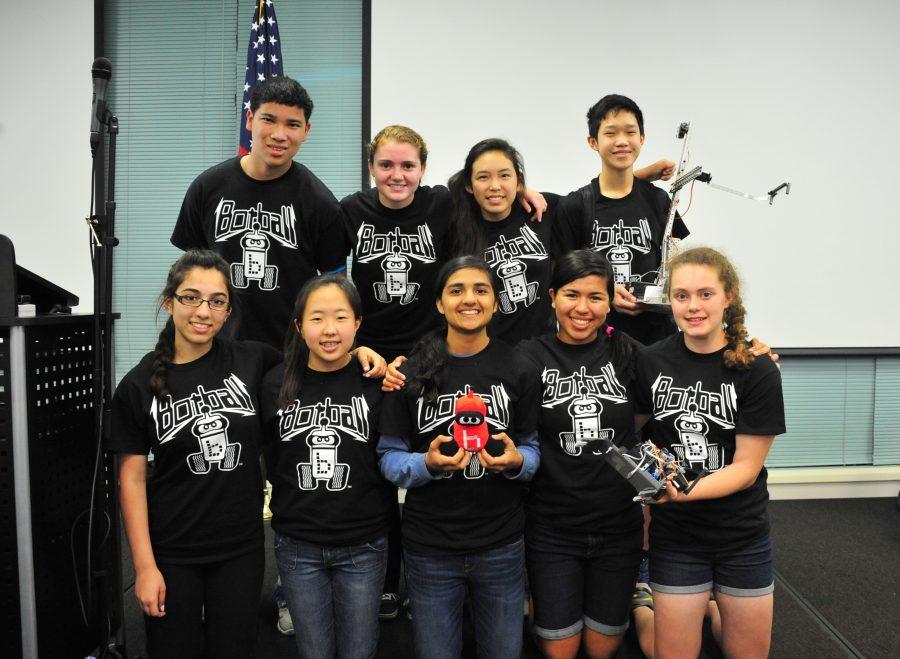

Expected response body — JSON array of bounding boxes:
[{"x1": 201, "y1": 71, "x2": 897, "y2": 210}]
[{"x1": 108, "y1": 75, "x2": 786, "y2": 659}]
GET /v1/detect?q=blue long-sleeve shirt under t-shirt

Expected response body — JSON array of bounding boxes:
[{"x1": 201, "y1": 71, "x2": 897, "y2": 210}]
[{"x1": 376, "y1": 432, "x2": 540, "y2": 489}]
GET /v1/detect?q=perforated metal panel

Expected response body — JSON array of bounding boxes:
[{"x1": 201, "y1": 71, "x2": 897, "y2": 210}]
[
  {"x1": 1, "y1": 317, "x2": 121, "y2": 658},
  {"x1": 23, "y1": 320, "x2": 102, "y2": 656},
  {"x1": 0, "y1": 326, "x2": 22, "y2": 656}
]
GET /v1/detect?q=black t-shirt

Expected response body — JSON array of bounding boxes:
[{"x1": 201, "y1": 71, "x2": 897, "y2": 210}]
[
  {"x1": 379, "y1": 341, "x2": 541, "y2": 554},
  {"x1": 481, "y1": 204, "x2": 556, "y2": 345},
  {"x1": 260, "y1": 360, "x2": 394, "y2": 546},
  {"x1": 171, "y1": 157, "x2": 349, "y2": 349},
  {"x1": 108, "y1": 339, "x2": 281, "y2": 563},
  {"x1": 342, "y1": 186, "x2": 452, "y2": 360},
  {"x1": 555, "y1": 177, "x2": 689, "y2": 345},
  {"x1": 634, "y1": 334, "x2": 786, "y2": 552},
  {"x1": 520, "y1": 333, "x2": 643, "y2": 534}
]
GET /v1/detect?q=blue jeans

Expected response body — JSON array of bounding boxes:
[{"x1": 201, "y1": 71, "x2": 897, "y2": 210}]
[
  {"x1": 404, "y1": 537, "x2": 525, "y2": 659},
  {"x1": 274, "y1": 532, "x2": 388, "y2": 659}
]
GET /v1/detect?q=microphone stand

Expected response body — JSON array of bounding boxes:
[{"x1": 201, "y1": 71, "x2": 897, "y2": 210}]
[{"x1": 88, "y1": 98, "x2": 126, "y2": 658}]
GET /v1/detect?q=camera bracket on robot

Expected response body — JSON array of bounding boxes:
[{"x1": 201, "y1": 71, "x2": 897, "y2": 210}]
[{"x1": 628, "y1": 121, "x2": 791, "y2": 312}]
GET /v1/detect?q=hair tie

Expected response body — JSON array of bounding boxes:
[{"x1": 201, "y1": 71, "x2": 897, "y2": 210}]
[{"x1": 605, "y1": 325, "x2": 614, "y2": 337}]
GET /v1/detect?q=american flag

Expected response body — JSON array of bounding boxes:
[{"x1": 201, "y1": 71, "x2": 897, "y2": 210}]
[{"x1": 239, "y1": 0, "x2": 285, "y2": 155}]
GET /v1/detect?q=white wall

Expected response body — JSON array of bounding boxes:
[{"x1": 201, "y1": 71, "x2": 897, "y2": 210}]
[
  {"x1": 0, "y1": 1, "x2": 94, "y2": 311},
  {"x1": 372, "y1": 0, "x2": 900, "y2": 348}
]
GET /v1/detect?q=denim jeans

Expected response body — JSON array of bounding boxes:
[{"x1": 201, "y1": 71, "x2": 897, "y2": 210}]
[
  {"x1": 404, "y1": 537, "x2": 525, "y2": 659},
  {"x1": 650, "y1": 533, "x2": 774, "y2": 596},
  {"x1": 274, "y1": 532, "x2": 388, "y2": 659},
  {"x1": 526, "y1": 524, "x2": 642, "y2": 639}
]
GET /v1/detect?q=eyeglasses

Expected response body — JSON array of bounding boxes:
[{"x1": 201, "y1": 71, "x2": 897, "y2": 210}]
[{"x1": 173, "y1": 294, "x2": 230, "y2": 313}]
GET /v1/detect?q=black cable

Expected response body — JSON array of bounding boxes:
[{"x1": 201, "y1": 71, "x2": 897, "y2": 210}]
[
  {"x1": 70, "y1": 508, "x2": 111, "y2": 627},
  {"x1": 86, "y1": 372, "x2": 107, "y2": 626}
]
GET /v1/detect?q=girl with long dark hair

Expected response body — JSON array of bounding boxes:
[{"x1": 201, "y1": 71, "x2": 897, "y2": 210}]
[
  {"x1": 342, "y1": 127, "x2": 547, "y2": 617},
  {"x1": 260, "y1": 275, "x2": 395, "y2": 659},
  {"x1": 377, "y1": 256, "x2": 541, "y2": 658},
  {"x1": 448, "y1": 138, "x2": 557, "y2": 346},
  {"x1": 110, "y1": 250, "x2": 281, "y2": 657}
]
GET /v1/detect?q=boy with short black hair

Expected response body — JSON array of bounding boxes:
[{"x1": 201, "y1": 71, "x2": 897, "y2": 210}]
[
  {"x1": 555, "y1": 94, "x2": 688, "y2": 345},
  {"x1": 172, "y1": 76, "x2": 348, "y2": 350}
]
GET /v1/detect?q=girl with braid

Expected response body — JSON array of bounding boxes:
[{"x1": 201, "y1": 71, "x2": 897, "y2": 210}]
[
  {"x1": 632, "y1": 247, "x2": 785, "y2": 659},
  {"x1": 109, "y1": 251, "x2": 385, "y2": 657},
  {"x1": 109, "y1": 250, "x2": 281, "y2": 656}
]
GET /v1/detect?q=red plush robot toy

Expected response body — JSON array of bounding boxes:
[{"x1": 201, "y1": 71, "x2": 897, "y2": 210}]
[{"x1": 452, "y1": 390, "x2": 489, "y2": 452}]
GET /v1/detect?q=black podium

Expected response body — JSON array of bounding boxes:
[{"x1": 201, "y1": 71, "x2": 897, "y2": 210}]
[{"x1": 1, "y1": 241, "x2": 123, "y2": 657}]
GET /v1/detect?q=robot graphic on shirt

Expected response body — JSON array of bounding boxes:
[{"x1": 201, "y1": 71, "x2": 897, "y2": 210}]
[
  {"x1": 374, "y1": 246, "x2": 419, "y2": 305},
  {"x1": 186, "y1": 405, "x2": 242, "y2": 475},
  {"x1": 356, "y1": 224, "x2": 436, "y2": 305},
  {"x1": 496, "y1": 256, "x2": 539, "y2": 314},
  {"x1": 592, "y1": 218, "x2": 652, "y2": 285},
  {"x1": 672, "y1": 402, "x2": 723, "y2": 471},
  {"x1": 651, "y1": 376, "x2": 735, "y2": 473},
  {"x1": 297, "y1": 420, "x2": 350, "y2": 491},
  {"x1": 484, "y1": 229, "x2": 546, "y2": 314},
  {"x1": 231, "y1": 221, "x2": 278, "y2": 291},
  {"x1": 559, "y1": 385, "x2": 614, "y2": 456}
]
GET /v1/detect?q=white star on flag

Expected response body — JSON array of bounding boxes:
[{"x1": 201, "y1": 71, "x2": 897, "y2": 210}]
[{"x1": 239, "y1": 0, "x2": 285, "y2": 155}]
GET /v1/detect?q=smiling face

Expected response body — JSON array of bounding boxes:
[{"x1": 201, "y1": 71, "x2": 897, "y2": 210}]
[
  {"x1": 163, "y1": 267, "x2": 231, "y2": 362},
  {"x1": 436, "y1": 267, "x2": 497, "y2": 335},
  {"x1": 244, "y1": 102, "x2": 311, "y2": 179},
  {"x1": 550, "y1": 274, "x2": 611, "y2": 345},
  {"x1": 299, "y1": 284, "x2": 361, "y2": 372},
  {"x1": 466, "y1": 150, "x2": 522, "y2": 222},
  {"x1": 668, "y1": 264, "x2": 733, "y2": 351},
  {"x1": 369, "y1": 139, "x2": 425, "y2": 209},
  {"x1": 588, "y1": 109, "x2": 645, "y2": 172}
]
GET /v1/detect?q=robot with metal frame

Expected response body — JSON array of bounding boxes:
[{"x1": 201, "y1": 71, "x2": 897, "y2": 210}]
[
  {"x1": 595, "y1": 436, "x2": 706, "y2": 503},
  {"x1": 628, "y1": 121, "x2": 791, "y2": 311}
]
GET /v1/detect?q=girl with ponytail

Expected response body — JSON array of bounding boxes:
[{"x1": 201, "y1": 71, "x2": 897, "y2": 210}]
[
  {"x1": 259, "y1": 275, "x2": 394, "y2": 659},
  {"x1": 377, "y1": 255, "x2": 542, "y2": 658},
  {"x1": 109, "y1": 250, "x2": 282, "y2": 657},
  {"x1": 517, "y1": 249, "x2": 645, "y2": 658},
  {"x1": 632, "y1": 246, "x2": 786, "y2": 658}
]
